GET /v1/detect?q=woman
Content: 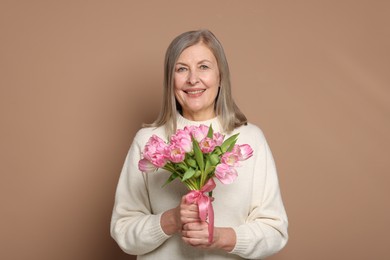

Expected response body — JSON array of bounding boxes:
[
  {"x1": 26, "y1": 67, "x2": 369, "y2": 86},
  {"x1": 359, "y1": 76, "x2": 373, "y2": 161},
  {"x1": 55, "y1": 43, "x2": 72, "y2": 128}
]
[{"x1": 111, "y1": 29, "x2": 288, "y2": 259}]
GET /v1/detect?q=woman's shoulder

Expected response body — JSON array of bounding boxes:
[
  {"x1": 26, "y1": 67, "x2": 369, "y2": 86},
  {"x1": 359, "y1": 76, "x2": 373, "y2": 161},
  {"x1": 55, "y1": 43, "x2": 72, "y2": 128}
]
[
  {"x1": 133, "y1": 125, "x2": 167, "y2": 143},
  {"x1": 235, "y1": 122, "x2": 265, "y2": 137},
  {"x1": 233, "y1": 122, "x2": 267, "y2": 146}
]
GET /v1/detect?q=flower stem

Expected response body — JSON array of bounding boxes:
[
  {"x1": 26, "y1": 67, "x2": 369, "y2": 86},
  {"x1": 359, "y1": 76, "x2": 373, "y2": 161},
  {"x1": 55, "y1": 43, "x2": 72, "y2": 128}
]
[{"x1": 185, "y1": 179, "x2": 198, "y2": 190}]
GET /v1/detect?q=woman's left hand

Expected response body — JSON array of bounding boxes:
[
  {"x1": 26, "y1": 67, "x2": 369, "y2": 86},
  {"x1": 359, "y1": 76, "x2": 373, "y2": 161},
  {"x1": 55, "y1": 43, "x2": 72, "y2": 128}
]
[
  {"x1": 181, "y1": 221, "x2": 212, "y2": 248},
  {"x1": 182, "y1": 224, "x2": 237, "y2": 252}
]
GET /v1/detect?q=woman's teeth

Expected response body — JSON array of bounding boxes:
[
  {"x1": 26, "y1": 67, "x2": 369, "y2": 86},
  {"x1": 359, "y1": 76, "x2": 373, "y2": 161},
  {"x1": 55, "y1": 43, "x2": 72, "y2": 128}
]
[{"x1": 186, "y1": 90, "x2": 205, "y2": 94}]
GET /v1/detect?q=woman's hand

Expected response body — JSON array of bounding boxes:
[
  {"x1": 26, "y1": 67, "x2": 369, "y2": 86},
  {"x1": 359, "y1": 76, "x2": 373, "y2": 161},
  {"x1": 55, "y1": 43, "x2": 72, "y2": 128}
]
[
  {"x1": 181, "y1": 220, "x2": 210, "y2": 247},
  {"x1": 162, "y1": 195, "x2": 237, "y2": 252},
  {"x1": 161, "y1": 196, "x2": 200, "y2": 235},
  {"x1": 180, "y1": 198, "x2": 237, "y2": 252},
  {"x1": 180, "y1": 199, "x2": 212, "y2": 247},
  {"x1": 182, "y1": 223, "x2": 236, "y2": 252},
  {"x1": 179, "y1": 195, "x2": 202, "y2": 224}
]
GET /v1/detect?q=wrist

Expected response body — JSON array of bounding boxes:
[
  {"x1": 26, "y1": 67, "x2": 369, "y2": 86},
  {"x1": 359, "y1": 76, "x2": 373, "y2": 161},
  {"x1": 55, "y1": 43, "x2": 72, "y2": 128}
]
[
  {"x1": 213, "y1": 227, "x2": 236, "y2": 252},
  {"x1": 160, "y1": 208, "x2": 181, "y2": 236}
]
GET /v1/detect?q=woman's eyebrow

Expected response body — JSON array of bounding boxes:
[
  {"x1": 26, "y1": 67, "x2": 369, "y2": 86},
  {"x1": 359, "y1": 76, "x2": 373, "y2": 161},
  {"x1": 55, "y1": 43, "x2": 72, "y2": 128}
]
[
  {"x1": 198, "y1": 59, "x2": 212, "y2": 64},
  {"x1": 175, "y1": 59, "x2": 212, "y2": 65}
]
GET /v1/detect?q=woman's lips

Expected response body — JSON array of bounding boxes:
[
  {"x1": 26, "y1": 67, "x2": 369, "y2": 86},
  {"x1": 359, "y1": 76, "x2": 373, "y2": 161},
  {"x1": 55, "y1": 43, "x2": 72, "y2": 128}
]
[{"x1": 184, "y1": 89, "x2": 206, "y2": 96}]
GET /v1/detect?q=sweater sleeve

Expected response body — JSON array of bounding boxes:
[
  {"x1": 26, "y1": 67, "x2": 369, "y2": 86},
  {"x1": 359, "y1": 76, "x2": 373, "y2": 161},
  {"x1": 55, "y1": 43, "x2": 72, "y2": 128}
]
[
  {"x1": 110, "y1": 131, "x2": 170, "y2": 255},
  {"x1": 230, "y1": 132, "x2": 288, "y2": 259}
]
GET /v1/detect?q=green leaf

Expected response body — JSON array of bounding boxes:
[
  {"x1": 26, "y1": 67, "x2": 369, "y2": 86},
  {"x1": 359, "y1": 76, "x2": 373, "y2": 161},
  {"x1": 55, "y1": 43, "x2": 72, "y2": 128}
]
[
  {"x1": 194, "y1": 170, "x2": 202, "y2": 178},
  {"x1": 185, "y1": 157, "x2": 197, "y2": 168},
  {"x1": 162, "y1": 172, "x2": 178, "y2": 187},
  {"x1": 205, "y1": 165, "x2": 216, "y2": 176},
  {"x1": 209, "y1": 154, "x2": 220, "y2": 166},
  {"x1": 226, "y1": 139, "x2": 238, "y2": 152},
  {"x1": 220, "y1": 133, "x2": 239, "y2": 153},
  {"x1": 163, "y1": 162, "x2": 175, "y2": 172},
  {"x1": 176, "y1": 162, "x2": 188, "y2": 172},
  {"x1": 213, "y1": 146, "x2": 222, "y2": 156},
  {"x1": 192, "y1": 137, "x2": 204, "y2": 171},
  {"x1": 182, "y1": 167, "x2": 196, "y2": 182},
  {"x1": 207, "y1": 124, "x2": 214, "y2": 138},
  {"x1": 205, "y1": 156, "x2": 211, "y2": 170}
]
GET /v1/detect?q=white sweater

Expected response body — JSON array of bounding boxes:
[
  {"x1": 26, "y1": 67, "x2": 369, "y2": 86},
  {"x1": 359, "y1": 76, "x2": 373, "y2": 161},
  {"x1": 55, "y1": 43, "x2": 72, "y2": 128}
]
[{"x1": 111, "y1": 114, "x2": 288, "y2": 259}]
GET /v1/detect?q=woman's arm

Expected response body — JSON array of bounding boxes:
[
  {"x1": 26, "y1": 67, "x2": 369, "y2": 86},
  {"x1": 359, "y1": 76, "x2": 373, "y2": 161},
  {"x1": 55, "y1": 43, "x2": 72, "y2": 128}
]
[
  {"x1": 230, "y1": 135, "x2": 288, "y2": 258},
  {"x1": 110, "y1": 135, "x2": 171, "y2": 255}
]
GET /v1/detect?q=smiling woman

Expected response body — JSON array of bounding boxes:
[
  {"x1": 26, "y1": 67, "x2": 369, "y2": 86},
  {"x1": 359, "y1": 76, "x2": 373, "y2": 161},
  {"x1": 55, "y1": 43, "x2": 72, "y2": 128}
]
[
  {"x1": 150, "y1": 30, "x2": 248, "y2": 137},
  {"x1": 110, "y1": 29, "x2": 288, "y2": 259},
  {"x1": 174, "y1": 43, "x2": 221, "y2": 121}
]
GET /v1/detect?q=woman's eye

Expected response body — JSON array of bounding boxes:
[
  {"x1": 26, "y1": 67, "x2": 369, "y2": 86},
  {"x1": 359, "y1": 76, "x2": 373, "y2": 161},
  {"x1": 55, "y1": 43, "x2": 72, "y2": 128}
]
[
  {"x1": 200, "y1": 65, "x2": 209, "y2": 70},
  {"x1": 176, "y1": 67, "x2": 187, "y2": 72}
]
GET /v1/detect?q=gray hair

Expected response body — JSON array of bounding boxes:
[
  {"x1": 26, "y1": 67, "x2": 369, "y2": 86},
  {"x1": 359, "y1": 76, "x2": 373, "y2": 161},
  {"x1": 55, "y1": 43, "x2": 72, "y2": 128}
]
[{"x1": 147, "y1": 29, "x2": 247, "y2": 136}]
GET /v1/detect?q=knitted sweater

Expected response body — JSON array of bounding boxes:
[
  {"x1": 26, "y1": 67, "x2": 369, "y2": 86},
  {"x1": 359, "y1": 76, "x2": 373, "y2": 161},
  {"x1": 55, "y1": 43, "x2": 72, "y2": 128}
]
[{"x1": 110, "y1": 114, "x2": 288, "y2": 259}]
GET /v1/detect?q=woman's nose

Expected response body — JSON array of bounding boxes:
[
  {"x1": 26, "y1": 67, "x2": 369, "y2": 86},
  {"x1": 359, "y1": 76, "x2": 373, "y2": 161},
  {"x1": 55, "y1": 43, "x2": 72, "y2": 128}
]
[{"x1": 187, "y1": 71, "x2": 199, "y2": 85}]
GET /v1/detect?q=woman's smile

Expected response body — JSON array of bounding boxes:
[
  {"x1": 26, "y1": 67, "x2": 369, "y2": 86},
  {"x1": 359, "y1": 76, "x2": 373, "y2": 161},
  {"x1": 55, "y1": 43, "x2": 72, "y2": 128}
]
[
  {"x1": 174, "y1": 42, "x2": 220, "y2": 121},
  {"x1": 184, "y1": 88, "x2": 206, "y2": 96}
]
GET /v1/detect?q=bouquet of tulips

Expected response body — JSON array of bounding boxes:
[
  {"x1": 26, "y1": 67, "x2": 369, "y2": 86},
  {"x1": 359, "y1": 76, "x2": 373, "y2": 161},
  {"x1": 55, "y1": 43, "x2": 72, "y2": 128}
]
[{"x1": 138, "y1": 124, "x2": 253, "y2": 242}]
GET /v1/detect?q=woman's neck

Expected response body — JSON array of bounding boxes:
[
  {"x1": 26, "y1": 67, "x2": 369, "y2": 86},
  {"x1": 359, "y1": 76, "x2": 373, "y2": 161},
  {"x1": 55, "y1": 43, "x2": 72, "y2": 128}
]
[{"x1": 182, "y1": 110, "x2": 216, "y2": 122}]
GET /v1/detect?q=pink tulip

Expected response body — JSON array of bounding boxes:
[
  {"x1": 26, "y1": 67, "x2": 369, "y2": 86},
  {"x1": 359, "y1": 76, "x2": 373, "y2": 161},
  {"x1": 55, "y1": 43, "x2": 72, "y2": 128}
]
[
  {"x1": 215, "y1": 163, "x2": 238, "y2": 184},
  {"x1": 170, "y1": 129, "x2": 193, "y2": 153},
  {"x1": 198, "y1": 124, "x2": 209, "y2": 135},
  {"x1": 231, "y1": 144, "x2": 241, "y2": 155},
  {"x1": 199, "y1": 137, "x2": 216, "y2": 153},
  {"x1": 185, "y1": 125, "x2": 209, "y2": 142},
  {"x1": 149, "y1": 153, "x2": 167, "y2": 168},
  {"x1": 167, "y1": 144, "x2": 186, "y2": 163},
  {"x1": 142, "y1": 135, "x2": 168, "y2": 167},
  {"x1": 213, "y1": 132, "x2": 224, "y2": 146},
  {"x1": 144, "y1": 135, "x2": 168, "y2": 154},
  {"x1": 138, "y1": 158, "x2": 157, "y2": 173},
  {"x1": 238, "y1": 144, "x2": 253, "y2": 161},
  {"x1": 221, "y1": 151, "x2": 240, "y2": 167}
]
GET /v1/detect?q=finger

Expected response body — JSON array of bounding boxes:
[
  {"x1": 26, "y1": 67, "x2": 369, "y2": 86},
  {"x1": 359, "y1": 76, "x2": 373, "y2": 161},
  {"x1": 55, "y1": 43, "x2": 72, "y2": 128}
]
[
  {"x1": 182, "y1": 222, "x2": 210, "y2": 238},
  {"x1": 180, "y1": 205, "x2": 201, "y2": 220},
  {"x1": 181, "y1": 202, "x2": 198, "y2": 212},
  {"x1": 180, "y1": 208, "x2": 200, "y2": 219},
  {"x1": 182, "y1": 195, "x2": 196, "y2": 205},
  {"x1": 188, "y1": 203, "x2": 199, "y2": 211},
  {"x1": 182, "y1": 236, "x2": 211, "y2": 247}
]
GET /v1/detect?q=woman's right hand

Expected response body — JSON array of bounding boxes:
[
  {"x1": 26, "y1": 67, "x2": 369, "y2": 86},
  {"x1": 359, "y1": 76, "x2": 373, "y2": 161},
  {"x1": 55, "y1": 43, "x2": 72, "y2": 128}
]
[
  {"x1": 179, "y1": 195, "x2": 201, "y2": 225},
  {"x1": 161, "y1": 195, "x2": 200, "y2": 236}
]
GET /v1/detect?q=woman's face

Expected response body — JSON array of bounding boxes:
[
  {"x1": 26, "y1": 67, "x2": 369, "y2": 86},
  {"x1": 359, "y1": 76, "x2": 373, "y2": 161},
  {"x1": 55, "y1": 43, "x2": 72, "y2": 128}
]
[{"x1": 174, "y1": 42, "x2": 220, "y2": 121}]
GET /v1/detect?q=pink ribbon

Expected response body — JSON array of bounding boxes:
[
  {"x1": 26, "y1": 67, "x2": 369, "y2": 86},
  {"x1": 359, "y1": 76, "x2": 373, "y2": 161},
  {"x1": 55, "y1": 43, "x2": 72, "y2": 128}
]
[{"x1": 185, "y1": 178, "x2": 216, "y2": 243}]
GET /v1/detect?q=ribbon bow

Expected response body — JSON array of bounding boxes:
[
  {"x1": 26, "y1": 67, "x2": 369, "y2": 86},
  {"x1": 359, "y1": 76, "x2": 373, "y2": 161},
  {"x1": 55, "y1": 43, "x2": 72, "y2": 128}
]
[{"x1": 185, "y1": 178, "x2": 216, "y2": 243}]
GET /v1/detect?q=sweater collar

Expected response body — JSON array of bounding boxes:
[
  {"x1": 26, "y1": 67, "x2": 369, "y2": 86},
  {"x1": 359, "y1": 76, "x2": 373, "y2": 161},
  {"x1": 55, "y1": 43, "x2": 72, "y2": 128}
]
[{"x1": 176, "y1": 112, "x2": 223, "y2": 133}]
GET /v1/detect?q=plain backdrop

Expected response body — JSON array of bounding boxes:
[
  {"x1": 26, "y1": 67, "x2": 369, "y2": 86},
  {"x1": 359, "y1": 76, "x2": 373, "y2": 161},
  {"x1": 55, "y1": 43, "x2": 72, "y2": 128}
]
[{"x1": 1, "y1": 1, "x2": 389, "y2": 259}]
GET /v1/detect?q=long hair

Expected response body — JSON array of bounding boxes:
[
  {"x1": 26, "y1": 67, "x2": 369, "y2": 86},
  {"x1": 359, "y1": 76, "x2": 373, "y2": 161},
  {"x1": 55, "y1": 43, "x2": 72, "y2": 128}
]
[{"x1": 146, "y1": 29, "x2": 247, "y2": 136}]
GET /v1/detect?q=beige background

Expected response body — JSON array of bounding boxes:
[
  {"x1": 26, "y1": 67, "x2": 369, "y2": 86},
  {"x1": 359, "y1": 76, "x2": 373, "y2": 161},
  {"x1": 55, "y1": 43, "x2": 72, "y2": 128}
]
[{"x1": 1, "y1": 1, "x2": 389, "y2": 259}]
